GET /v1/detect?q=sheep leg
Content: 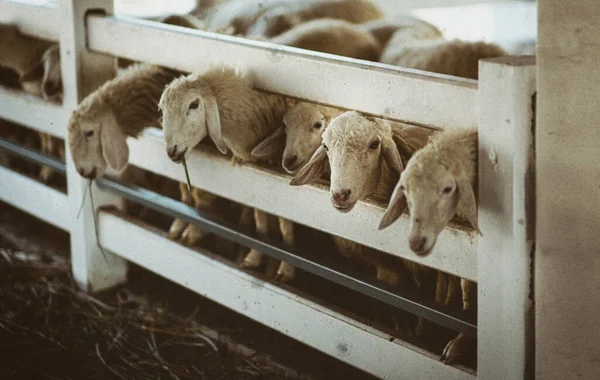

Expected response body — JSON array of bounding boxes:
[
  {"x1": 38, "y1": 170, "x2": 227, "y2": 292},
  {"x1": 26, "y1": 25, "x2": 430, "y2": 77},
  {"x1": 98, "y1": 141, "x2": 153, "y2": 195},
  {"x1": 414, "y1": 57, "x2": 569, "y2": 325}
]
[
  {"x1": 274, "y1": 217, "x2": 295, "y2": 283},
  {"x1": 39, "y1": 133, "x2": 53, "y2": 183},
  {"x1": 181, "y1": 188, "x2": 210, "y2": 246},
  {"x1": 240, "y1": 208, "x2": 268, "y2": 269},
  {"x1": 440, "y1": 279, "x2": 477, "y2": 364},
  {"x1": 236, "y1": 206, "x2": 255, "y2": 262},
  {"x1": 445, "y1": 275, "x2": 461, "y2": 307},
  {"x1": 168, "y1": 183, "x2": 192, "y2": 240},
  {"x1": 376, "y1": 265, "x2": 412, "y2": 334}
]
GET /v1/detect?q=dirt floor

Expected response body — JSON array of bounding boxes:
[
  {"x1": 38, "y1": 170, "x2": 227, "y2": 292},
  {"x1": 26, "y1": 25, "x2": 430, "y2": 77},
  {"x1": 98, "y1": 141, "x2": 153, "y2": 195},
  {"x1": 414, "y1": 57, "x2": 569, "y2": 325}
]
[{"x1": 0, "y1": 202, "x2": 375, "y2": 380}]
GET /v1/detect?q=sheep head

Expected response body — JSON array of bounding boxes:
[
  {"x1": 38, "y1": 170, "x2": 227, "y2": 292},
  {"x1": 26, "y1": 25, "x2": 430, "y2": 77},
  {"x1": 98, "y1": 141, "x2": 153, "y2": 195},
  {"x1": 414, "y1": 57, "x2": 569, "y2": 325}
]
[
  {"x1": 21, "y1": 44, "x2": 62, "y2": 103},
  {"x1": 251, "y1": 103, "x2": 327, "y2": 173},
  {"x1": 378, "y1": 129, "x2": 481, "y2": 256},
  {"x1": 67, "y1": 103, "x2": 129, "y2": 179},
  {"x1": 159, "y1": 73, "x2": 226, "y2": 162},
  {"x1": 291, "y1": 111, "x2": 403, "y2": 213}
]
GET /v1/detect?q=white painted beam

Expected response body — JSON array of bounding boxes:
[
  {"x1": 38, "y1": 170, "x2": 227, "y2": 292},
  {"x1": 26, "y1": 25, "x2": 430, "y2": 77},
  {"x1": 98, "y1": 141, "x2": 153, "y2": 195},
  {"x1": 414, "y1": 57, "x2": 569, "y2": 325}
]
[
  {"x1": 0, "y1": 166, "x2": 68, "y2": 230},
  {"x1": 61, "y1": 0, "x2": 127, "y2": 293},
  {"x1": 127, "y1": 129, "x2": 478, "y2": 281},
  {"x1": 99, "y1": 211, "x2": 475, "y2": 380},
  {"x1": 477, "y1": 56, "x2": 536, "y2": 380},
  {"x1": 0, "y1": 87, "x2": 68, "y2": 138},
  {"x1": 86, "y1": 14, "x2": 478, "y2": 130}
]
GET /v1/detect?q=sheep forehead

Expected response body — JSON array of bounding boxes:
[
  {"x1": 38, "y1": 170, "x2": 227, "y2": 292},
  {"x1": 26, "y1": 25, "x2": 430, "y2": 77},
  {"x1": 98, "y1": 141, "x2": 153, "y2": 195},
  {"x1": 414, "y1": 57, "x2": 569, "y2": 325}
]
[
  {"x1": 403, "y1": 155, "x2": 453, "y2": 190},
  {"x1": 160, "y1": 76, "x2": 202, "y2": 110},
  {"x1": 324, "y1": 112, "x2": 386, "y2": 149},
  {"x1": 284, "y1": 104, "x2": 322, "y2": 129}
]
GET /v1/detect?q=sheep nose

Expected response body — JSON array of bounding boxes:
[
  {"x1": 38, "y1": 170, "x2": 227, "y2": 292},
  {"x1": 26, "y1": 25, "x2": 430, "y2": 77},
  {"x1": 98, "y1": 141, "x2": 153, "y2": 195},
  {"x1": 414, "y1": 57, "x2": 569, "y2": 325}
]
[
  {"x1": 167, "y1": 145, "x2": 178, "y2": 159},
  {"x1": 409, "y1": 236, "x2": 427, "y2": 253},
  {"x1": 283, "y1": 155, "x2": 297, "y2": 169},
  {"x1": 332, "y1": 189, "x2": 351, "y2": 203}
]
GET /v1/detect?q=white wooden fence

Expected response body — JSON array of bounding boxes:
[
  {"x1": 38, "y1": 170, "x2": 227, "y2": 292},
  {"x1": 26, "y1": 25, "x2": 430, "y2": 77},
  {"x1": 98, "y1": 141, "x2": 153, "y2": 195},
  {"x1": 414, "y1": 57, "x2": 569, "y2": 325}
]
[{"x1": 0, "y1": 1, "x2": 535, "y2": 379}]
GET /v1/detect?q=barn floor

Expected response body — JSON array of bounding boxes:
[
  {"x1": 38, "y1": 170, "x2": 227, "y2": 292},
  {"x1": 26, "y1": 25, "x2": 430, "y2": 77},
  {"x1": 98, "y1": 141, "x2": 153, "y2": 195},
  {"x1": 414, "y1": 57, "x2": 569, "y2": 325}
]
[{"x1": 0, "y1": 202, "x2": 375, "y2": 380}]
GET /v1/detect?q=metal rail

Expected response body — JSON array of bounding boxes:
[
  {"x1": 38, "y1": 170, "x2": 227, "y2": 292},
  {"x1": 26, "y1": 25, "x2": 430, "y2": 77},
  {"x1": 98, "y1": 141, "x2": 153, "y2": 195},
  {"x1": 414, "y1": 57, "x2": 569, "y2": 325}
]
[{"x1": 0, "y1": 137, "x2": 477, "y2": 337}]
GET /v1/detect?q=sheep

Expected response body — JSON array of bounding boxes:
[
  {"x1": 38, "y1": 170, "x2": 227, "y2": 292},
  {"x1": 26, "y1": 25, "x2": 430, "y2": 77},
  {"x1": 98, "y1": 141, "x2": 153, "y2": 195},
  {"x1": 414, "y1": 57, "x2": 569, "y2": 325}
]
[
  {"x1": 197, "y1": 0, "x2": 288, "y2": 36},
  {"x1": 67, "y1": 64, "x2": 180, "y2": 178},
  {"x1": 246, "y1": 0, "x2": 384, "y2": 38},
  {"x1": 288, "y1": 111, "x2": 441, "y2": 335},
  {"x1": 21, "y1": 44, "x2": 64, "y2": 184},
  {"x1": 358, "y1": 15, "x2": 442, "y2": 49},
  {"x1": 378, "y1": 128, "x2": 480, "y2": 364},
  {"x1": 158, "y1": 66, "x2": 297, "y2": 282},
  {"x1": 0, "y1": 25, "x2": 64, "y2": 183},
  {"x1": 266, "y1": 18, "x2": 382, "y2": 61},
  {"x1": 380, "y1": 32, "x2": 507, "y2": 80},
  {"x1": 0, "y1": 24, "x2": 55, "y2": 97},
  {"x1": 251, "y1": 102, "x2": 343, "y2": 174}
]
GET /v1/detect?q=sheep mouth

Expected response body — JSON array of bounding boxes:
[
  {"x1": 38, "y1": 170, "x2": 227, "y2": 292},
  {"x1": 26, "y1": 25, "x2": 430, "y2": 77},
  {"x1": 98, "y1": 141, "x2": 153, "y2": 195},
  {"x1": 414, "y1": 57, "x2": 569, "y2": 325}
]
[
  {"x1": 333, "y1": 202, "x2": 355, "y2": 213},
  {"x1": 169, "y1": 147, "x2": 188, "y2": 163},
  {"x1": 283, "y1": 164, "x2": 302, "y2": 174}
]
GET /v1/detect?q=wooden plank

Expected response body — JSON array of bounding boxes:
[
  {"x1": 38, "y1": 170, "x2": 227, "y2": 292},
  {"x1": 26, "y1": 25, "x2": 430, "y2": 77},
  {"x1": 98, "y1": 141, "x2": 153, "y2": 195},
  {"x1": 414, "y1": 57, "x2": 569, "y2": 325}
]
[
  {"x1": 0, "y1": 87, "x2": 67, "y2": 138},
  {"x1": 536, "y1": 1, "x2": 600, "y2": 379},
  {"x1": 86, "y1": 14, "x2": 478, "y2": 130},
  {"x1": 477, "y1": 56, "x2": 535, "y2": 380},
  {"x1": 61, "y1": 0, "x2": 127, "y2": 293},
  {"x1": 98, "y1": 211, "x2": 475, "y2": 380},
  {"x1": 0, "y1": 0, "x2": 59, "y2": 40},
  {"x1": 0, "y1": 166, "x2": 69, "y2": 230},
  {"x1": 126, "y1": 129, "x2": 478, "y2": 281}
]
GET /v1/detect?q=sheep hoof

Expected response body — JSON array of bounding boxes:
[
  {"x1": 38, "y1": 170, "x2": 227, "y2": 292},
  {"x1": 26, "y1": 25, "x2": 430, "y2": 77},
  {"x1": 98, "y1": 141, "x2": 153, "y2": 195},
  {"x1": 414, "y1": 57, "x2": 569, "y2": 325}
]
[
  {"x1": 167, "y1": 219, "x2": 188, "y2": 240},
  {"x1": 240, "y1": 250, "x2": 262, "y2": 269},
  {"x1": 181, "y1": 225, "x2": 205, "y2": 246},
  {"x1": 274, "y1": 262, "x2": 295, "y2": 283},
  {"x1": 440, "y1": 333, "x2": 472, "y2": 365}
]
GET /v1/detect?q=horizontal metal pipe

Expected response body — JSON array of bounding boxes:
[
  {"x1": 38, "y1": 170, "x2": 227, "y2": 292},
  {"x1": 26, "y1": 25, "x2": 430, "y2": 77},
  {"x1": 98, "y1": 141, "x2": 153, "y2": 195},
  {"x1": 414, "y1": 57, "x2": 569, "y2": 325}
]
[{"x1": 0, "y1": 138, "x2": 66, "y2": 174}]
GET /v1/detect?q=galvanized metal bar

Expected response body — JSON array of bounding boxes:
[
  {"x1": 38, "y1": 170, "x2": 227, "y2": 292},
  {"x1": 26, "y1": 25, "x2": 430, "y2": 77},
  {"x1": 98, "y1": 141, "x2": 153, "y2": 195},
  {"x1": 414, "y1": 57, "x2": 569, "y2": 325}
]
[{"x1": 0, "y1": 138, "x2": 66, "y2": 174}]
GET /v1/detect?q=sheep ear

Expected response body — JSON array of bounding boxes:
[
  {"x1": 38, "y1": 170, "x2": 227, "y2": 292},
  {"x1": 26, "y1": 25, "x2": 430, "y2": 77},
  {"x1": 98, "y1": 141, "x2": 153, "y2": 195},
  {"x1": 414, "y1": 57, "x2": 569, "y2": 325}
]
[
  {"x1": 204, "y1": 94, "x2": 227, "y2": 154},
  {"x1": 457, "y1": 179, "x2": 482, "y2": 236},
  {"x1": 378, "y1": 183, "x2": 407, "y2": 230},
  {"x1": 20, "y1": 60, "x2": 44, "y2": 82},
  {"x1": 100, "y1": 120, "x2": 129, "y2": 172},
  {"x1": 289, "y1": 145, "x2": 328, "y2": 186},
  {"x1": 251, "y1": 127, "x2": 285, "y2": 159},
  {"x1": 382, "y1": 135, "x2": 404, "y2": 174}
]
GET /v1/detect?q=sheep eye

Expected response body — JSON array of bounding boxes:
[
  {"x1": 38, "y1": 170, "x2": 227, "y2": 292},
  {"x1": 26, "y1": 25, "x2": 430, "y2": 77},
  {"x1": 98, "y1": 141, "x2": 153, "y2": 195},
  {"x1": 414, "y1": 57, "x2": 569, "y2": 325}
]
[
  {"x1": 312, "y1": 121, "x2": 323, "y2": 129},
  {"x1": 188, "y1": 99, "x2": 199, "y2": 110},
  {"x1": 322, "y1": 143, "x2": 328, "y2": 151},
  {"x1": 399, "y1": 185, "x2": 405, "y2": 192},
  {"x1": 442, "y1": 186, "x2": 454, "y2": 194},
  {"x1": 369, "y1": 140, "x2": 380, "y2": 149},
  {"x1": 84, "y1": 130, "x2": 94, "y2": 138}
]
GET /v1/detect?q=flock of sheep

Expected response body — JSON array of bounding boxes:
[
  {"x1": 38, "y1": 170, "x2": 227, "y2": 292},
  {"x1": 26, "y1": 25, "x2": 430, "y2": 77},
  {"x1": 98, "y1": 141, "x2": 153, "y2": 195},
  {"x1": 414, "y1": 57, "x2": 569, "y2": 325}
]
[{"x1": 0, "y1": 0, "x2": 507, "y2": 366}]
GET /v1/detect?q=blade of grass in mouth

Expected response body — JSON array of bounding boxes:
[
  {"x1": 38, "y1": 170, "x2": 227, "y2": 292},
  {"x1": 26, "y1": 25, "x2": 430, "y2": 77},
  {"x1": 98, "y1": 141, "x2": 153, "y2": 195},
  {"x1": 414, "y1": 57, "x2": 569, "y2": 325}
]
[
  {"x1": 182, "y1": 156, "x2": 192, "y2": 192},
  {"x1": 88, "y1": 180, "x2": 108, "y2": 262}
]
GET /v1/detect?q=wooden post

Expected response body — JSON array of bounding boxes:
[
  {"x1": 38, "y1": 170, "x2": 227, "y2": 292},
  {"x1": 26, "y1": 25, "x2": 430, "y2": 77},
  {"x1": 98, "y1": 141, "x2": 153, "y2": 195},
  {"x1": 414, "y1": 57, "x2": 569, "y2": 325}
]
[
  {"x1": 537, "y1": 1, "x2": 600, "y2": 379},
  {"x1": 61, "y1": 0, "x2": 127, "y2": 292},
  {"x1": 478, "y1": 56, "x2": 536, "y2": 380}
]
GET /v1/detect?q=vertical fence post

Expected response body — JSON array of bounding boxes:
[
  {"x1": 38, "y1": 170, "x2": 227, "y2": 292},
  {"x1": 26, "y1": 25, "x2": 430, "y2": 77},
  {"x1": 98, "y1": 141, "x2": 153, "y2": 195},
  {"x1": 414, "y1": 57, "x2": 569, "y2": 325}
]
[
  {"x1": 60, "y1": 0, "x2": 127, "y2": 292},
  {"x1": 477, "y1": 56, "x2": 536, "y2": 380}
]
